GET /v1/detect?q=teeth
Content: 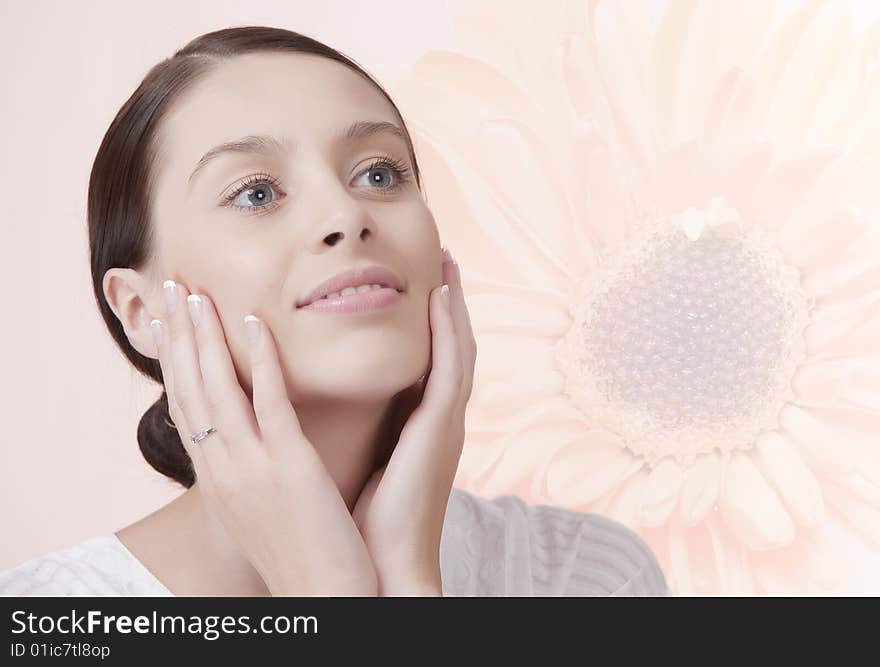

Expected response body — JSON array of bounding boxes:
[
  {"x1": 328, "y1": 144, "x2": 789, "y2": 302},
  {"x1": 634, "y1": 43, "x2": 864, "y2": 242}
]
[{"x1": 321, "y1": 284, "x2": 385, "y2": 300}]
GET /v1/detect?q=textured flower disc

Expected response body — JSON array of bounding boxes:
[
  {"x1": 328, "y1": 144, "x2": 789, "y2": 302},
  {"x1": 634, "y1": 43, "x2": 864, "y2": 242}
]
[{"x1": 556, "y1": 201, "x2": 811, "y2": 469}]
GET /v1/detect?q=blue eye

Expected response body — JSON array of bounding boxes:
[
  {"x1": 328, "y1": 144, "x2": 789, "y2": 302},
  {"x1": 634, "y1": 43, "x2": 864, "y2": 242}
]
[
  {"x1": 221, "y1": 156, "x2": 412, "y2": 216},
  {"x1": 222, "y1": 172, "x2": 283, "y2": 215},
  {"x1": 355, "y1": 156, "x2": 412, "y2": 192}
]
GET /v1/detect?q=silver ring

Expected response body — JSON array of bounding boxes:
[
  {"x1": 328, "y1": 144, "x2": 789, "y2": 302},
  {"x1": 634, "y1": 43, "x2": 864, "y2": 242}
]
[{"x1": 190, "y1": 426, "x2": 217, "y2": 445}]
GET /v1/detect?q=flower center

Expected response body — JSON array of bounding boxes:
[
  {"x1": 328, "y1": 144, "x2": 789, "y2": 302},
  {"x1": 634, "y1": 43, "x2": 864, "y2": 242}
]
[{"x1": 555, "y1": 198, "x2": 810, "y2": 468}]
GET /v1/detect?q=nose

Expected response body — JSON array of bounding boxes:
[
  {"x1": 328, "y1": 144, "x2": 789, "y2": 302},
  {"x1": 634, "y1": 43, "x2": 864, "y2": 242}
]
[
  {"x1": 306, "y1": 177, "x2": 378, "y2": 252},
  {"x1": 318, "y1": 221, "x2": 373, "y2": 248}
]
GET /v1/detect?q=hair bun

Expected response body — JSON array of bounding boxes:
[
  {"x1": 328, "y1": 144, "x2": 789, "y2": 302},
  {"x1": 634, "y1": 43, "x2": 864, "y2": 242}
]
[{"x1": 136, "y1": 392, "x2": 194, "y2": 488}]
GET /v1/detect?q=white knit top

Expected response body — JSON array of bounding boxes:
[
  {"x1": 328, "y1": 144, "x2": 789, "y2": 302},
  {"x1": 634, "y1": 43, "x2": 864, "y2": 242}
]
[{"x1": 0, "y1": 487, "x2": 670, "y2": 596}]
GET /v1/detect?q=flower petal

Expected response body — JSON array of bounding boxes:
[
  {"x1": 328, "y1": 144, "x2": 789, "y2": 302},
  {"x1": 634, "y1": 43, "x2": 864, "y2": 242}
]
[
  {"x1": 677, "y1": 451, "x2": 723, "y2": 527},
  {"x1": 742, "y1": 0, "x2": 827, "y2": 137},
  {"x1": 701, "y1": 67, "x2": 745, "y2": 146},
  {"x1": 784, "y1": 126, "x2": 880, "y2": 236},
  {"x1": 564, "y1": 121, "x2": 642, "y2": 254},
  {"x1": 586, "y1": 2, "x2": 656, "y2": 180},
  {"x1": 455, "y1": 429, "x2": 507, "y2": 489},
  {"x1": 405, "y1": 134, "x2": 533, "y2": 283},
  {"x1": 812, "y1": 312, "x2": 880, "y2": 362},
  {"x1": 778, "y1": 210, "x2": 869, "y2": 273},
  {"x1": 674, "y1": 0, "x2": 776, "y2": 142},
  {"x1": 469, "y1": 373, "x2": 565, "y2": 428},
  {"x1": 705, "y1": 511, "x2": 759, "y2": 594},
  {"x1": 462, "y1": 396, "x2": 585, "y2": 466},
  {"x1": 753, "y1": 431, "x2": 826, "y2": 529},
  {"x1": 474, "y1": 117, "x2": 586, "y2": 280},
  {"x1": 824, "y1": 468, "x2": 880, "y2": 510},
  {"x1": 752, "y1": 525, "x2": 847, "y2": 594},
  {"x1": 471, "y1": 414, "x2": 592, "y2": 499},
  {"x1": 797, "y1": 404, "x2": 879, "y2": 459},
  {"x1": 834, "y1": 38, "x2": 880, "y2": 136},
  {"x1": 820, "y1": 479, "x2": 880, "y2": 550},
  {"x1": 407, "y1": 48, "x2": 542, "y2": 123},
  {"x1": 719, "y1": 452, "x2": 796, "y2": 550},
  {"x1": 778, "y1": 403, "x2": 861, "y2": 476},
  {"x1": 542, "y1": 428, "x2": 643, "y2": 507},
  {"x1": 811, "y1": 264, "x2": 880, "y2": 307},
  {"x1": 682, "y1": 520, "x2": 728, "y2": 595},
  {"x1": 602, "y1": 467, "x2": 652, "y2": 529},
  {"x1": 751, "y1": 147, "x2": 842, "y2": 234},
  {"x1": 791, "y1": 355, "x2": 880, "y2": 412},
  {"x1": 666, "y1": 513, "x2": 693, "y2": 594},
  {"x1": 802, "y1": 293, "x2": 880, "y2": 356},
  {"x1": 800, "y1": 222, "x2": 880, "y2": 304},
  {"x1": 463, "y1": 274, "x2": 571, "y2": 313},
  {"x1": 467, "y1": 291, "x2": 571, "y2": 338},
  {"x1": 765, "y1": 1, "x2": 852, "y2": 146},
  {"x1": 381, "y1": 81, "x2": 572, "y2": 291},
  {"x1": 447, "y1": 0, "x2": 578, "y2": 111},
  {"x1": 472, "y1": 331, "x2": 553, "y2": 378},
  {"x1": 638, "y1": 458, "x2": 684, "y2": 527},
  {"x1": 797, "y1": 527, "x2": 848, "y2": 590},
  {"x1": 856, "y1": 434, "x2": 880, "y2": 495}
]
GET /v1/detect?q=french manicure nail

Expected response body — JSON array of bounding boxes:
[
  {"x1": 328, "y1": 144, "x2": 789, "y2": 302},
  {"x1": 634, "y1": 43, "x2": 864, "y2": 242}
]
[
  {"x1": 244, "y1": 314, "x2": 261, "y2": 343},
  {"x1": 151, "y1": 319, "x2": 163, "y2": 346},
  {"x1": 163, "y1": 280, "x2": 177, "y2": 314},
  {"x1": 442, "y1": 246, "x2": 456, "y2": 265},
  {"x1": 187, "y1": 294, "x2": 203, "y2": 327}
]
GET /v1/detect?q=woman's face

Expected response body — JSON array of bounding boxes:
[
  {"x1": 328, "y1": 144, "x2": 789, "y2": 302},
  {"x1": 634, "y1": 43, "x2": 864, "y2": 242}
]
[{"x1": 149, "y1": 52, "x2": 442, "y2": 404}]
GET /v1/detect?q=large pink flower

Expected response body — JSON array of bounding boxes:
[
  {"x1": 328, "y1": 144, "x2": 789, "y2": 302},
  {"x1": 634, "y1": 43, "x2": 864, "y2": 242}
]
[{"x1": 376, "y1": 0, "x2": 880, "y2": 594}]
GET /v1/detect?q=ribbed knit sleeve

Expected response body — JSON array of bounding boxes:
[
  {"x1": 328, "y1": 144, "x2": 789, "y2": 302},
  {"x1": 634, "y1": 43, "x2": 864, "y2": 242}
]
[
  {"x1": 526, "y1": 502, "x2": 670, "y2": 596},
  {"x1": 440, "y1": 487, "x2": 670, "y2": 596}
]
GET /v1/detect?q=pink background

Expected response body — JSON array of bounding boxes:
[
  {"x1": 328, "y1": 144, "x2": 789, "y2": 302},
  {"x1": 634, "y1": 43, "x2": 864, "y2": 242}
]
[{"x1": 1, "y1": 0, "x2": 877, "y2": 594}]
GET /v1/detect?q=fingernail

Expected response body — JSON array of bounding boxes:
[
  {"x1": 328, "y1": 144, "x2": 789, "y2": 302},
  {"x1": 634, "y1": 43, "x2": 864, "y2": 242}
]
[
  {"x1": 244, "y1": 314, "x2": 261, "y2": 343},
  {"x1": 440, "y1": 283, "x2": 450, "y2": 300},
  {"x1": 150, "y1": 319, "x2": 163, "y2": 346},
  {"x1": 187, "y1": 294, "x2": 203, "y2": 327},
  {"x1": 163, "y1": 280, "x2": 177, "y2": 314},
  {"x1": 442, "y1": 245, "x2": 456, "y2": 265}
]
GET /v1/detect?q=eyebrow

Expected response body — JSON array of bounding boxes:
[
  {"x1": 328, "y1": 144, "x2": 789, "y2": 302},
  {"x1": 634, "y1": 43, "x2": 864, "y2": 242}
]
[{"x1": 187, "y1": 120, "x2": 408, "y2": 187}]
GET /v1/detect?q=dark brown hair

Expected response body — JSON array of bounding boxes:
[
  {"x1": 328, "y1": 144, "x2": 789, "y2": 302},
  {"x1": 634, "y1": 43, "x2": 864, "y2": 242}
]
[{"x1": 88, "y1": 26, "x2": 423, "y2": 488}]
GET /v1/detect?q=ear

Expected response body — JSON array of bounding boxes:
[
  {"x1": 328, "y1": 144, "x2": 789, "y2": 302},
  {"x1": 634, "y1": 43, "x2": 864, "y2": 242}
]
[{"x1": 102, "y1": 267, "x2": 161, "y2": 359}]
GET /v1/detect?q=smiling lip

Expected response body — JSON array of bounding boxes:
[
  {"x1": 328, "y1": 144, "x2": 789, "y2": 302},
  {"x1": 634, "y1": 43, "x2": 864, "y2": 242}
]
[
  {"x1": 296, "y1": 264, "x2": 405, "y2": 310},
  {"x1": 300, "y1": 287, "x2": 403, "y2": 314}
]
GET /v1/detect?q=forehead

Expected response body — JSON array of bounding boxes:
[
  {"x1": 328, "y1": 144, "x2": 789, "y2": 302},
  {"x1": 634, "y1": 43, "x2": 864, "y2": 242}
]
[{"x1": 157, "y1": 52, "x2": 399, "y2": 173}]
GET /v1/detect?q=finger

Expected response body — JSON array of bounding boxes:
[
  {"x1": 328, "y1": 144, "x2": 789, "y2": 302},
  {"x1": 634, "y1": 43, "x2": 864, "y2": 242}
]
[
  {"x1": 162, "y1": 279, "x2": 225, "y2": 464},
  {"x1": 186, "y1": 292, "x2": 261, "y2": 454},
  {"x1": 243, "y1": 313, "x2": 308, "y2": 450},
  {"x1": 385, "y1": 284, "x2": 462, "y2": 484},
  {"x1": 150, "y1": 316, "x2": 208, "y2": 480},
  {"x1": 418, "y1": 282, "x2": 463, "y2": 416},
  {"x1": 441, "y1": 250, "x2": 477, "y2": 407}
]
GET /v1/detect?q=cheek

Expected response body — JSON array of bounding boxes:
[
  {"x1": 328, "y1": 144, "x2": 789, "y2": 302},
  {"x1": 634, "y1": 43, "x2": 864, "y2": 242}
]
[
  {"x1": 196, "y1": 269, "x2": 286, "y2": 400},
  {"x1": 398, "y1": 211, "x2": 444, "y2": 287}
]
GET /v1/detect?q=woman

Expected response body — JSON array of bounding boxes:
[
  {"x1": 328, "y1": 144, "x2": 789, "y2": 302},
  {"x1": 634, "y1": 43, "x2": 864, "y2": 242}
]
[{"x1": 0, "y1": 26, "x2": 669, "y2": 597}]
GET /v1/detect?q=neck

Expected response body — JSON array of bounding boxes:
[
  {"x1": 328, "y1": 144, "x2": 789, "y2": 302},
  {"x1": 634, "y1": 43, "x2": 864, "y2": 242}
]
[
  {"x1": 294, "y1": 397, "x2": 394, "y2": 512},
  {"x1": 118, "y1": 393, "x2": 405, "y2": 596}
]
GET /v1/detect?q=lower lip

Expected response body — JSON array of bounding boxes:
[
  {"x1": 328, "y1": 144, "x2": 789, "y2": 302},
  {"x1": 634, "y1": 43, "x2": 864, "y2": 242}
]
[{"x1": 299, "y1": 288, "x2": 403, "y2": 313}]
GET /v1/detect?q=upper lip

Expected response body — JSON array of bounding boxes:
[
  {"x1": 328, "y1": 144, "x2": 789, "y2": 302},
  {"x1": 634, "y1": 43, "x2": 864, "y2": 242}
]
[{"x1": 296, "y1": 264, "x2": 405, "y2": 308}]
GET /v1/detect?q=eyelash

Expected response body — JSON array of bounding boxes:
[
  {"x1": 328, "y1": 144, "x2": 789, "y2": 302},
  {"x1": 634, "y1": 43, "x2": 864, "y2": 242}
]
[{"x1": 221, "y1": 155, "x2": 412, "y2": 215}]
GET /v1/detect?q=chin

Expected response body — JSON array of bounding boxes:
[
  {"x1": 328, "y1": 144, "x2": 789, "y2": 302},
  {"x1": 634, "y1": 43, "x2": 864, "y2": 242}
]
[{"x1": 296, "y1": 363, "x2": 421, "y2": 403}]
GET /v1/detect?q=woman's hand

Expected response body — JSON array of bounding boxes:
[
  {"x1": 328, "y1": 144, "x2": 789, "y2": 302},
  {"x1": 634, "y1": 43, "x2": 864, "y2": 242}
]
[
  {"x1": 351, "y1": 248, "x2": 477, "y2": 596},
  {"x1": 151, "y1": 279, "x2": 378, "y2": 596}
]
